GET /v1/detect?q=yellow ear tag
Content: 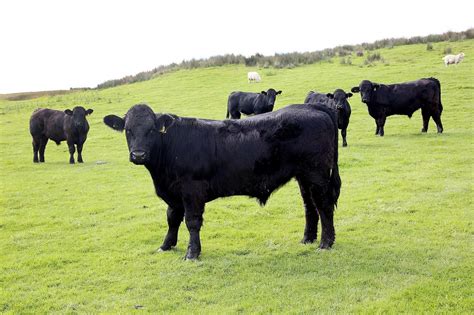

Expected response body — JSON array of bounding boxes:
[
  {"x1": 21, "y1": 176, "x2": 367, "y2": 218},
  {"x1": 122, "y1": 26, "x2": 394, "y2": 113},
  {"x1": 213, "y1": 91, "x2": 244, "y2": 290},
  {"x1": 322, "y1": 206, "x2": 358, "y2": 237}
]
[{"x1": 159, "y1": 126, "x2": 167, "y2": 134}]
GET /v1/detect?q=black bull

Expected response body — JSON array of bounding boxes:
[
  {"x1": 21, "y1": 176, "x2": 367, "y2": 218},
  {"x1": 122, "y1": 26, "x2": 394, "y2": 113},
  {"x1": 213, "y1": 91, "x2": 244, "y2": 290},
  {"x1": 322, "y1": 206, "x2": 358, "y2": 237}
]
[
  {"x1": 226, "y1": 89, "x2": 282, "y2": 119},
  {"x1": 29, "y1": 107, "x2": 93, "y2": 164},
  {"x1": 104, "y1": 103, "x2": 341, "y2": 260},
  {"x1": 351, "y1": 78, "x2": 444, "y2": 136},
  {"x1": 304, "y1": 89, "x2": 352, "y2": 147}
]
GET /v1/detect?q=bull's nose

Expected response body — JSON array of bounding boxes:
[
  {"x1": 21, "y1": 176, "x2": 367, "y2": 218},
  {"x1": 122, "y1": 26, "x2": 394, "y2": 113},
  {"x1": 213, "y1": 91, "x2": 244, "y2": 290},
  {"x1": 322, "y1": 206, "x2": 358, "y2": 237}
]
[{"x1": 130, "y1": 150, "x2": 147, "y2": 163}]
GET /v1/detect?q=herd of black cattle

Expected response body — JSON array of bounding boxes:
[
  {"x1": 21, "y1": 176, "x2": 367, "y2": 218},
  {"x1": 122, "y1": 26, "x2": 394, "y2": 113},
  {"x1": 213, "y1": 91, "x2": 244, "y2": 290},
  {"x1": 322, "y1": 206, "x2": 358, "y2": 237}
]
[{"x1": 29, "y1": 77, "x2": 444, "y2": 259}]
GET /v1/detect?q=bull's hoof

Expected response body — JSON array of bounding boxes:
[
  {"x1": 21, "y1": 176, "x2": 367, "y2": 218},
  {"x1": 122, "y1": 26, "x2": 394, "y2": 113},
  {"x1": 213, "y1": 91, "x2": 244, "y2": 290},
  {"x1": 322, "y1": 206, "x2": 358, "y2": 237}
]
[
  {"x1": 421, "y1": 128, "x2": 427, "y2": 133},
  {"x1": 33, "y1": 159, "x2": 39, "y2": 163},
  {"x1": 78, "y1": 160, "x2": 84, "y2": 163},
  {"x1": 156, "y1": 246, "x2": 174, "y2": 253},
  {"x1": 69, "y1": 161, "x2": 75, "y2": 164},
  {"x1": 342, "y1": 143, "x2": 348, "y2": 147},
  {"x1": 301, "y1": 236, "x2": 316, "y2": 244},
  {"x1": 318, "y1": 242, "x2": 333, "y2": 250},
  {"x1": 184, "y1": 249, "x2": 200, "y2": 260},
  {"x1": 158, "y1": 243, "x2": 175, "y2": 251}
]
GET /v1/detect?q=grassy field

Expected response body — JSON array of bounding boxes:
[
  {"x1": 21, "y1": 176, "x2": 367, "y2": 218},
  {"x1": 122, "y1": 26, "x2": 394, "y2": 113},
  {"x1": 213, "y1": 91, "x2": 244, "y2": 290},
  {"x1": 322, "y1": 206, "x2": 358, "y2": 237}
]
[{"x1": 1, "y1": 40, "x2": 473, "y2": 313}]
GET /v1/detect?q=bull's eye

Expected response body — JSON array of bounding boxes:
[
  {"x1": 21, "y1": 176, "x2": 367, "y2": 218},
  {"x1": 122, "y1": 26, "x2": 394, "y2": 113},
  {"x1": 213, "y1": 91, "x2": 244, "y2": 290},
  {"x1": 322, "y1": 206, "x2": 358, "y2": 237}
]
[
  {"x1": 148, "y1": 129, "x2": 154, "y2": 135},
  {"x1": 126, "y1": 129, "x2": 132, "y2": 136}
]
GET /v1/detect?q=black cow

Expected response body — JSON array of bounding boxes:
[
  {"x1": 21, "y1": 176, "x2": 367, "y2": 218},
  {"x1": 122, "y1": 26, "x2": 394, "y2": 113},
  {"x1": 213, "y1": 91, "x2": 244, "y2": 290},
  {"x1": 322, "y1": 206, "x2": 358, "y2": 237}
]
[
  {"x1": 29, "y1": 107, "x2": 93, "y2": 163},
  {"x1": 226, "y1": 88, "x2": 282, "y2": 119},
  {"x1": 305, "y1": 89, "x2": 352, "y2": 147},
  {"x1": 351, "y1": 78, "x2": 443, "y2": 136},
  {"x1": 104, "y1": 103, "x2": 341, "y2": 260}
]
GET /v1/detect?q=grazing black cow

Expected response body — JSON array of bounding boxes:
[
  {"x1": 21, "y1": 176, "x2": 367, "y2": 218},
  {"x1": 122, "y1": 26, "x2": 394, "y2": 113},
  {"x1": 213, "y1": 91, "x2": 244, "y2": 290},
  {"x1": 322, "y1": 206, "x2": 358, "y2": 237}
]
[
  {"x1": 29, "y1": 107, "x2": 93, "y2": 163},
  {"x1": 104, "y1": 103, "x2": 341, "y2": 260},
  {"x1": 305, "y1": 89, "x2": 352, "y2": 147},
  {"x1": 351, "y1": 78, "x2": 443, "y2": 136},
  {"x1": 226, "y1": 88, "x2": 282, "y2": 119}
]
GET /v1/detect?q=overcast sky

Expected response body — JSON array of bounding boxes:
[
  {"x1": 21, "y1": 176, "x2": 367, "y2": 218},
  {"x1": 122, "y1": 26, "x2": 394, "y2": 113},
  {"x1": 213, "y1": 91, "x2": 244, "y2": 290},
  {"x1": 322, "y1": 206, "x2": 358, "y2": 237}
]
[{"x1": 0, "y1": 0, "x2": 472, "y2": 93}]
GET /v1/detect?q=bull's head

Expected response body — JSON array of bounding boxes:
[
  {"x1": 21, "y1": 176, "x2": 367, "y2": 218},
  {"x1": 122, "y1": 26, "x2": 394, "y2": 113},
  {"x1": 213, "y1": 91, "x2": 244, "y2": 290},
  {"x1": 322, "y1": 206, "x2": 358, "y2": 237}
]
[
  {"x1": 326, "y1": 89, "x2": 352, "y2": 110},
  {"x1": 261, "y1": 88, "x2": 282, "y2": 107},
  {"x1": 65, "y1": 106, "x2": 93, "y2": 128},
  {"x1": 103, "y1": 104, "x2": 175, "y2": 165},
  {"x1": 351, "y1": 80, "x2": 379, "y2": 104}
]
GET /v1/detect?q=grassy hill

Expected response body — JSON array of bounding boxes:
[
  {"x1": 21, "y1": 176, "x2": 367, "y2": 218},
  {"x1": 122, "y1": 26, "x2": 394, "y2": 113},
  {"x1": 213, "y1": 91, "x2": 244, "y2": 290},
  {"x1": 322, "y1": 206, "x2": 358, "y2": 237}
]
[{"x1": 1, "y1": 40, "x2": 473, "y2": 313}]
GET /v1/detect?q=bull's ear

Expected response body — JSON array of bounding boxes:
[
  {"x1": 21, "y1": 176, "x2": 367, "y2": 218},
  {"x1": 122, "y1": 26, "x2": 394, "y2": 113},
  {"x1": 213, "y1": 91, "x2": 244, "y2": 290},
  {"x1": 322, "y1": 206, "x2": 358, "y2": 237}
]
[
  {"x1": 260, "y1": 91, "x2": 267, "y2": 95},
  {"x1": 86, "y1": 109, "x2": 94, "y2": 115},
  {"x1": 65, "y1": 109, "x2": 73, "y2": 115},
  {"x1": 326, "y1": 93, "x2": 334, "y2": 99},
  {"x1": 103, "y1": 115, "x2": 125, "y2": 132},
  {"x1": 276, "y1": 90, "x2": 282, "y2": 95},
  {"x1": 156, "y1": 114, "x2": 175, "y2": 134},
  {"x1": 346, "y1": 93, "x2": 353, "y2": 98},
  {"x1": 372, "y1": 84, "x2": 380, "y2": 91},
  {"x1": 351, "y1": 87, "x2": 360, "y2": 93}
]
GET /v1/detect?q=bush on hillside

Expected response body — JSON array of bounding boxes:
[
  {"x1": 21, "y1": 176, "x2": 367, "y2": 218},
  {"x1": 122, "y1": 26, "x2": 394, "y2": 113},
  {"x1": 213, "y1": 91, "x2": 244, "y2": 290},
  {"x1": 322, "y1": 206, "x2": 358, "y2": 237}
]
[{"x1": 97, "y1": 28, "x2": 473, "y2": 89}]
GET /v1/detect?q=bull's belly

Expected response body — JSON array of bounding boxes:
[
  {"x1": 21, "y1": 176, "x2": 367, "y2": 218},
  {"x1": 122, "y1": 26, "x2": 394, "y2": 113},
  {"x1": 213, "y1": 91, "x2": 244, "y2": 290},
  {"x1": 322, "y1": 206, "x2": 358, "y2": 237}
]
[
  {"x1": 240, "y1": 108, "x2": 254, "y2": 115},
  {"x1": 47, "y1": 133, "x2": 66, "y2": 144},
  {"x1": 209, "y1": 170, "x2": 295, "y2": 201},
  {"x1": 389, "y1": 106, "x2": 421, "y2": 117}
]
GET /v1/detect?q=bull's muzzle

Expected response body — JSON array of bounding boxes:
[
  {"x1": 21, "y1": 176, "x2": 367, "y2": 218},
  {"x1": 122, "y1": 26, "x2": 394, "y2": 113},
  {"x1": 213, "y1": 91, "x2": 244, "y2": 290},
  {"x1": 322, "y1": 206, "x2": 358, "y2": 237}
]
[{"x1": 130, "y1": 150, "x2": 148, "y2": 164}]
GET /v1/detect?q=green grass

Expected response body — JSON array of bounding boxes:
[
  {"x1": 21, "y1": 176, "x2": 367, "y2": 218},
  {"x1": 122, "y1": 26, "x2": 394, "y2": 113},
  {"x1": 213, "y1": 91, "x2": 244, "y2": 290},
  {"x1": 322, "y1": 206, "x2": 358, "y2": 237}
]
[{"x1": 1, "y1": 40, "x2": 473, "y2": 313}]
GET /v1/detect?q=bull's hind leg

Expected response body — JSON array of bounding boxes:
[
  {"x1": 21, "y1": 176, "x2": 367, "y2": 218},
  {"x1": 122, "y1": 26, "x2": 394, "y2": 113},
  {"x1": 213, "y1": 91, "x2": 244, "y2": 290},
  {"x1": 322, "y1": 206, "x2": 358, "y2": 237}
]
[
  {"x1": 32, "y1": 137, "x2": 40, "y2": 163},
  {"x1": 432, "y1": 112, "x2": 444, "y2": 133},
  {"x1": 297, "y1": 178, "x2": 319, "y2": 244},
  {"x1": 230, "y1": 108, "x2": 241, "y2": 119},
  {"x1": 421, "y1": 108, "x2": 430, "y2": 133},
  {"x1": 312, "y1": 187, "x2": 335, "y2": 249},
  {"x1": 159, "y1": 205, "x2": 185, "y2": 251},
  {"x1": 183, "y1": 195, "x2": 205, "y2": 260},
  {"x1": 39, "y1": 137, "x2": 48, "y2": 162}
]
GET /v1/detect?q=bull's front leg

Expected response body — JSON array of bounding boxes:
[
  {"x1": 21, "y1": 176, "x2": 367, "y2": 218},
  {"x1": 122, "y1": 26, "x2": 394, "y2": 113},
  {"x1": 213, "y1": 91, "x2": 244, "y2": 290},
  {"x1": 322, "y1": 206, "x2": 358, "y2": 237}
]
[
  {"x1": 376, "y1": 116, "x2": 386, "y2": 136},
  {"x1": 67, "y1": 141, "x2": 76, "y2": 164},
  {"x1": 183, "y1": 195, "x2": 205, "y2": 260},
  {"x1": 76, "y1": 142, "x2": 84, "y2": 163},
  {"x1": 159, "y1": 205, "x2": 184, "y2": 251},
  {"x1": 297, "y1": 179, "x2": 318, "y2": 244},
  {"x1": 341, "y1": 128, "x2": 347, "y2": 147}
]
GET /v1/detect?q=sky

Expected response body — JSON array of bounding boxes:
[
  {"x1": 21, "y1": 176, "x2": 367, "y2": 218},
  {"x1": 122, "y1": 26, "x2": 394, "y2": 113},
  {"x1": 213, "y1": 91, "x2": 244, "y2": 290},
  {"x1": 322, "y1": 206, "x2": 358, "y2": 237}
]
[{"x1": 0, "y1": 0, "x2": 472, "y2": 94}]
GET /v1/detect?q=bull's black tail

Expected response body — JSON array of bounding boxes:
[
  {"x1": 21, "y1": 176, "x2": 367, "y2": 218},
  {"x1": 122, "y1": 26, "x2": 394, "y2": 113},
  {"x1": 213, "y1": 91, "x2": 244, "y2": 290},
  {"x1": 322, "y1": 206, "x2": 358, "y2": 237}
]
[
  {"x1": 329, "y1": 132, "x2": 341, "y2": 208},
  {"x1": 427, "y1": 77, "x2": 443, "y2": 112},
  {"x1": 226, "y1": 108, "x2": 229, "y2": 119},
  {"x1": 312, "y1": 104, "x2": 341, "y2": 207}
]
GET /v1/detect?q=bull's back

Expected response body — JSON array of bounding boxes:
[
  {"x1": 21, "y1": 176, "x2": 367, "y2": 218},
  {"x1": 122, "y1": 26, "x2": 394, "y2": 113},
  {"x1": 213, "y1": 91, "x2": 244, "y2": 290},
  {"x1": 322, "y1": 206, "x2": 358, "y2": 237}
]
[
  {"x1": 219, "y1": 105, "x2": 336, "y2": 172},
  {"x1": 383, "y1": 80, "x2": 439, "y2": 114},
  {"x1": 30, "y1": 108, "x2": 66, "y2": 141}
]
